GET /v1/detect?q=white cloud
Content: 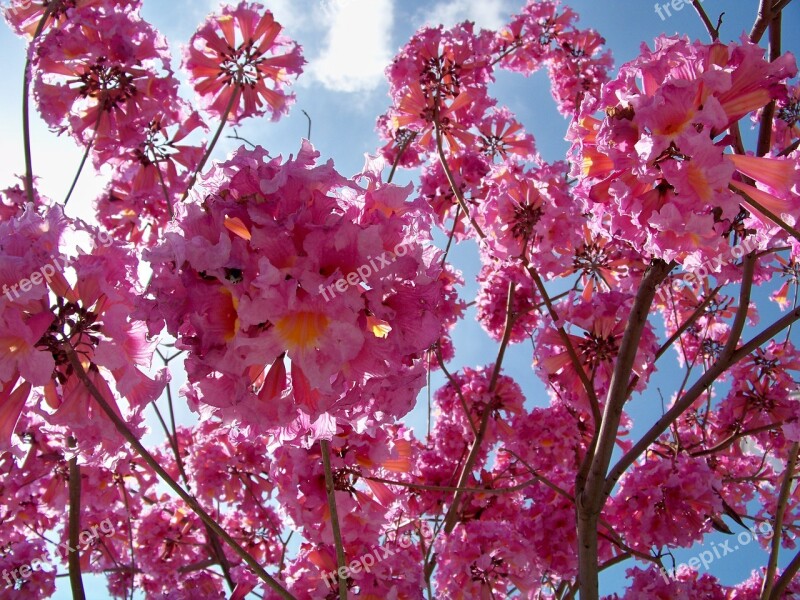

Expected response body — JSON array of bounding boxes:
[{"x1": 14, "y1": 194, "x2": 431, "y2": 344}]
[
  {"x1": 308, "y1": 0, "x2": 394, "y2": 93},
  {"x1": 259, "y1": 0, "x2": 313, "y2": 35},
  {"x1": 423, "y1": 0, "x2": 513, "y2": 30}
]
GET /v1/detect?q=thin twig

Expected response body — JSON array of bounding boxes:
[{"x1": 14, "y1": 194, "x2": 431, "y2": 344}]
[
  {"x1": 691, "y1": 0, "x2": 721, "y2": 40},
  {"x1": 756, "y1": 12, "x2": 782, "y2": 156},
  {"x1": 64, "y1": 111, "x2": 103, "y2": 206},
  {"x1": 226, "y1": 127, "x2": 258, "y2": 149},
  {"x1": 363, "y1": 474, "x2": 536, "y2": 495},
  {"x1": 730, "y1": 184, "x2": 800, "y2": 243},
  {"x1": 442, "y1": 282, "x2": 516, "y2": 533},
  {"x1": 301, "y1": 110, "x2": 312, "y2": 141},
  {"x1": 526, "y1": 262, "x2": 602, "y2": 423},
  {"x1": 433, "y1": 106, "x2": 486, "y2": 239},
  {"x1": 434, "y1": 343, "x2": 478, "y2": 436},
  {"x1": 154, "y1": 162, "x2": 174, "y2": 219},
  {"x1": 182, "y1": 84, "x2": 240, "y2": 202},
  {"x1": 440, "y1": 205, "x2": 461, "y2": 268},
  {"x1": 387, "y1": 131, "x2": 417, "y2": 184}
]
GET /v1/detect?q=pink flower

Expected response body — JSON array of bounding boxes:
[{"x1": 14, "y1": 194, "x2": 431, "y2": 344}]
[
  {"x1": 33, "y1": 7, "x2": 173, "y2": 146},
  {"x1": 379, "y1": 22, "x2": 495, "y2": 164},
  {"x1": 475, "y1": 260, "x2": 540, "y2": 343},
  {"x1": 606, "y1": 453, "x2": 724, "y2": 551},
  {"x1": 183, "y1": 1, "x2": 304, "y2": 124},
  {"x1": 0, "y1": 205, "x2": 163, "y2": 451},
  {"x1": 3, "y1": 0, "x2": 139, "y2": 38},
  {"x1": 536, "y1": 291, "x2": 658, "y2": 411}
]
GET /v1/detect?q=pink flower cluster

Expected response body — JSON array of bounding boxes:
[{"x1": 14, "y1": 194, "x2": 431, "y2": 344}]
[
  {"x1": 1, "y1": 0, "x2": 800, "y2": 597},
  {"x1": 143, "y1": 143, "x2": 457, "y2": 438},
  {"x1": 569, "y1": 35, "x2": 799, "y2": 269}
]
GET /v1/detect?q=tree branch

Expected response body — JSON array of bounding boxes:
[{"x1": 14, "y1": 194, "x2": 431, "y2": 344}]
[
  {"x1": 750, "y1": 0, "x2": 773, "y2": 43},
  {"x1": 761, "y1": 442, "x2": 800, "y2": 599},
  {"x1": 61, "y1": 344, "x2": 296, "y2": 600},
  {"x1": 576, "y1": 259, "x2": 673, "y2": 600},
  {"x1": 182, "y1": 83, "x2": 240, "y2": 202},
  {"x1": 605, "y1": 255, "x2": 800, "y2": 501},
  {"x1": 691, "y1": 0, "x2": 722, "y2": 40},
  {"x1": 769, "y1": 545, "x2": 800, "y2": 599},
  {"x1": 442, "y1": 282, "x2": 516, "y2": 533},
  {"x1": 21, "y1": 7, "x2": 53, "y2": 205},
  {"x1": 756, "y1": 11, "x2": 782, "y2": 156},
  {"x1": 68, "y1": 442, "x2": 86, "y2": 600},
  {"x1": 321, "y1": 439, "x2": 348, "y2": 600}
]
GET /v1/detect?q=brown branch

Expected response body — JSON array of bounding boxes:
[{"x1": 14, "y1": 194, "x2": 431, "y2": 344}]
[
  {"x1": 433, "y1": 105, "x2": 486, "y2": 239},
  {"x1": 730, "y1": 184, "x2": 800, "y2": 243},
  {"x1": 761, "y1": 442, "x2": 800, "y2": 599},
  {"x1": 442, "y1": 282, "x2": 516, "y2": 533},
  {"x1": 21, "y1": 7, "x2": 54, "y2": 205},
  {"x1": 778, "y1": 139, "x2": 800, "y2": 157},
  {"x1": 750, "y1": 0, "x2": 773, "y2": 43},
  {"x1": 576, "y1": 259, "x2": 673, "y2": 600},
  {"x1": 363, "y1": 475, "x2": 536, "y2": 495},
  {"x1": 434, "y1": 342, "x2": 478, "y2": 436},
  {"x1": 605, "y1": 255, "x2": 800, "y2": 501},
  {"x1": 656, "y1": 285, "x2": 722, "y2": 362},
  {"x1": 691, "y1": 0, "x2": 721, "y2": 40},
  {"x1": 525, "y1": 262, "x2": 602, "y2": 423},
  {"x1": 301, "y1": 110, "x2": 312, "y2": 141},
  {"x1": 769, "y1": 545, "x2": 800, "y2": 599},
  {"x1": 64, "y1": 110, "x2": 103, "y2": 206},
  {"x1": 757, "y1": 11, "x2": 782, "y2": 156},
  {"x1": 321, "y1": 439, "x2": 348, "y2": 600},
  {"x1": 182, "y1": 83, "x2": 240, "y2": 202},
  {"x1": 691, "y1": 422, "x2": 785, "y2": 457},
  {"x1": 68, "y1": 442, "x2": 86, "y2": 600}
]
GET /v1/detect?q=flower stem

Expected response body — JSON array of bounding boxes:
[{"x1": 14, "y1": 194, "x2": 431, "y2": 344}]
[
  {"x1": 64, "y1": 111, "x2": 103, "y2": 207},
  {"x1": 442, "y1": 281, "x2": 517, "y2": 534},
  {"x1": 182, "y1": 84, "x2": 240, "y2": 202},
  {"x1": 21, "y1": 7, "x2": 53, "y2": 205}
]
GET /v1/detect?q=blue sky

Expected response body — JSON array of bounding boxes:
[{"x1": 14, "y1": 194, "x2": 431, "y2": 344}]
[{"x1": 2, "y1": 0, "x2": 800, "y2": 597}]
